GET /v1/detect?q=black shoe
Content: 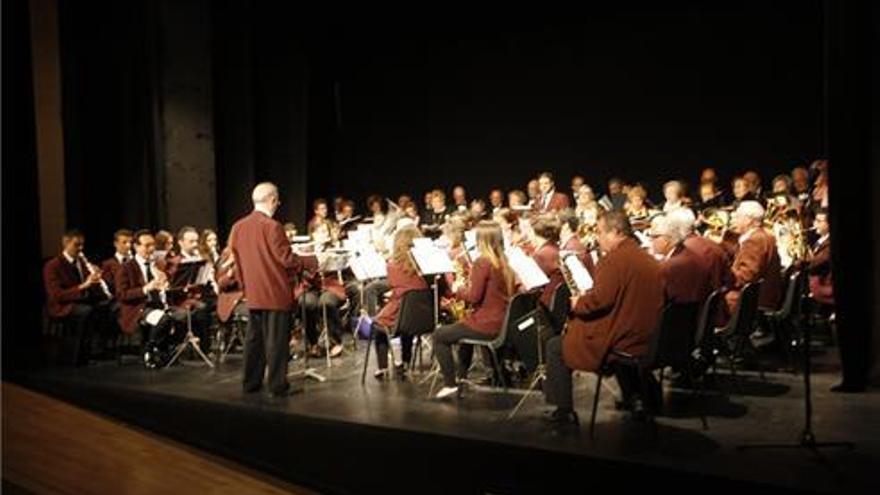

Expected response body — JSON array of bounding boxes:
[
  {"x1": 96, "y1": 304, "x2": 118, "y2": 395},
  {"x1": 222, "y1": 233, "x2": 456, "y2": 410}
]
[
  {"x1": 542, "y1": 408, "x2": 580, "y2": 429},
  {"x1": 830, "y1": 382, "x2": 866, "y2": 393},
  {"x1": 394, "y1": 363, "x2": 408, "y2": 380},
  {"x1": 269, "y1": 383, "x2": 295, "y2": 397}
]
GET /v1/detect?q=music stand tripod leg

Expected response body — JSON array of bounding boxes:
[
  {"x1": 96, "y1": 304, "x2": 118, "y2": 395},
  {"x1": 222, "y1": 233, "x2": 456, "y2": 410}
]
[{"x1": 508, "y1": 321, "x2": 546, "y2": 419}]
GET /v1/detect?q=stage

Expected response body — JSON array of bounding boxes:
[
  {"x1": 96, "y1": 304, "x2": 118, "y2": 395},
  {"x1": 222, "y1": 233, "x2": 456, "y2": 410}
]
[{"x1": 13, "y1": 342, "x2": 880, "y2": 494}]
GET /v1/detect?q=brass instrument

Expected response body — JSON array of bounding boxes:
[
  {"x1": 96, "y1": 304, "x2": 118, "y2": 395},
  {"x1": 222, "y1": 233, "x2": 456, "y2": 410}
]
[
  {"x1": 448, "y1": 247, "x2": 472, "y2": 321},
  {"x1": 79, "y1": 253, "x2": 113, "y2": 299},
  {"x1": 701, "y1": 208, "x2": 730, "y2": 244}
]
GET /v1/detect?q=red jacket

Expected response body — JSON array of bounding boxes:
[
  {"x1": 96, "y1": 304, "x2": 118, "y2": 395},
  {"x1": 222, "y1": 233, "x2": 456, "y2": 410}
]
[
  {"x1": 808, "y1": 237, "x2": 833, "y2": 306},
  {"x1": 100, "y1": 256, "x2": 127, "y2": 295},
  {"x1": 43, "y1": 255, "x2": 101, "y2": 318},
  {"x1": 375, "y1": 261, "x2": 429, "y2": 328},
  {"x1": 215, "y1": 248, "x2": 245, "y2": 323},
  {"x1": 727, "y1": 228, "x2": 783, "y2": 311},
  {"x1": 533, "y1": 191, "x2": 570, "y2": 213},
  {"x1": 533, "y1": 241, "x2": 563, "y2": 308},
  {"x1": 661, "y1": 244, "x2": 713, "y2": 304},
  {"x1": 457, "y1": 257, "x2": 512, "y2": 336},
  {"x1": 683, "y1": 234, "x2": 730, "y2": 290},
  {"x1": 114, "y1": 257, "x2": 167, "y2": 334},
  {"x1": 562, "y1": 238, "x2": 664, "y2": 372},
  {"x1": 228, "y1": 210, "x2": 310, "y2": 311}
]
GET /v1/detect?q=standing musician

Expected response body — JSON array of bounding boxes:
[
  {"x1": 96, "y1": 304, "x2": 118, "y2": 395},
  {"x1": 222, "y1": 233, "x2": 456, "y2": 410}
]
[
  {"x1": 43, "y1": 229, "x2": 112, "y2": 366},
  {"x1": 529, "y1": 214, "x2": 564, "y2": 310},
  {"x1": 115, "y1": 230, "x2": 188, "y2": 368},
  {"x1": 432, "y1": 221, "x2": 517, "y2": 399},
  {"x1": 228, "y1": 182, "x2": 312, "y2": 396},
  {"x1": 543, "y1": 211, "x2": 665, "y2": 428},
  {"x1": 369, "y1": 226, "x2": 429, "y2": 379},
  {"x1": 533, "y1": 172, "x2": 570, "y2": 213}
]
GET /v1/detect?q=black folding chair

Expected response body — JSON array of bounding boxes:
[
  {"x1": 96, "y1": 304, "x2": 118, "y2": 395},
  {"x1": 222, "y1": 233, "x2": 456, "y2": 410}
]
[
  {"x1": 761, "y1": 269, "x2": 806, "y2": 372},
  {"x1": 713, "y1": 280, "x2": 763, "y2": 387},
  {"x1": 361, "y1": 288, "x2": 434, "y2": 384}
]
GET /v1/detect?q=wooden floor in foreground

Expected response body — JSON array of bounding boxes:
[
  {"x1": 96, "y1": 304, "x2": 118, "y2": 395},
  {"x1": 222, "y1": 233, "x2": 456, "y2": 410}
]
[{"x1": 1, "y1": 382, "x2": 312, "y2": 495}]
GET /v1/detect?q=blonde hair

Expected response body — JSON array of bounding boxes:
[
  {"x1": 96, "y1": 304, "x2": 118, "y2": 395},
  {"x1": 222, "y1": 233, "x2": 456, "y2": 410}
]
[
  {"x1": 475, "y1": 220, "x2": 516, "y2": 296},
  {"x1": 391, "y1": 225, "x2": 422, "y2": 276}
]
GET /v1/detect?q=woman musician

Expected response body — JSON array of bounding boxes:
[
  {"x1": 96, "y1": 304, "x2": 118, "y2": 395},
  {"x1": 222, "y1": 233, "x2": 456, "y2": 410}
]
[
  {"x1": 432, "y1": 221, "x2": 517, "y2": 399},
  {"x1": 308, "y1": 198, "x2": 340, "y2": 250},
  {"x1": 294, "y1": 247, "x2": 347, "y2": 359},
  {"x1": 368, "y1": 226, "x2": 429, "y2": 379}
]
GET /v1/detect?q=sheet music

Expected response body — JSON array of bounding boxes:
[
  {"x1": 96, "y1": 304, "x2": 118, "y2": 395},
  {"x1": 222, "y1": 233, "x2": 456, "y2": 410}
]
[
  {"x1": 412, "y1": 238, "x2": 434, "y2": 250},
  {"x1": 410, "y1": 245, "x2": 455, "y2": 275},
  {"x1": 464, "y1": 230, "x2": 477, "y2": 248},
  {"x1": 563, "y1": 253, "x2": 594, "y2": 293},
  {"x1": 505, "y1": 246, "x2": 549, "y2": 290},
  {"x1": 354, "y1": 248, "x2": 387, "y2": 279}
]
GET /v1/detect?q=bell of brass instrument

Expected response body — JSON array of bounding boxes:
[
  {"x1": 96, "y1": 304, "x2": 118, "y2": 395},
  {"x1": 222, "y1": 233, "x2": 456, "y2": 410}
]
[
  {"x1": 701, "y1": 208, "x2": 730, "y2": 244},
  {"x1": 448, "y1": 248, "x2": 472, "y2": 321}
]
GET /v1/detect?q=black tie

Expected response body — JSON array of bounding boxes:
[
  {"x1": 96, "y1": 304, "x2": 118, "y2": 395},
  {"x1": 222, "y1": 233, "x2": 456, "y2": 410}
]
[
  {"x1": 73, "y1": 260, "x2": 84, "y2": 283},
  {"x1": 144, "y1": 261, "x2": 154, "y2": 282}
]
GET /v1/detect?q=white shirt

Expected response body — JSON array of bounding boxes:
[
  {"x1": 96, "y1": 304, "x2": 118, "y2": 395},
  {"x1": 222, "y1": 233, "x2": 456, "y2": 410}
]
[{"x1": 115, "y1": 252, "x2": 129, "y2": 264}]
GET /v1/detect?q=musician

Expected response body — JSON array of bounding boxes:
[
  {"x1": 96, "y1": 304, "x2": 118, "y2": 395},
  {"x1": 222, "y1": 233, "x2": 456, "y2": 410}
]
[
  {"x1": 492, "y1": 207, "x2": 520, "y2": 248},
  {"x1": 228, "y1": 182, "x2": 311, "y2": 396},
  {"x1": 791, "y1": 166, "x2": 810, "y2": 203},
  {"x1": 807, "y1": 209, "x2": 833, "y2": 307},
  {"x1": 558, "y1": 209, "x2": 595, "y2": 276},
  {"x1": 199, "y1": 229, "x2": 220, "y2": 266},
  {"x1": 526, "y1": 179, "x2": 541, "y2": 208},
  {"x1": 308, "y1": 198, "x2": 338, "y2": 249},
  {"x1": 696, "y1": 181, "x2": 725, "y2": 212},
  {"x1": 422, "y1": 190, "x2": 451, "y2": 239},
  {"x1": 164, "y1": 226, "x2": 216, "y2": 354},
  {"x1": 489, "y1": 189, "x2": 505, "y2": 214},
  {"x1": 723, "y1": 201, "x2": 783, "y2": 346},
  {"x1": 543, "y1": 211, "x2": 665, "y2": 427},
  {"x1": 101, "y1": 229, "x2": 133, "y2": 296},
  {"x1": 661, "y1": 180, "x2": 687, "y2": 212},
  {"x1": 296, "y1": 258, "x2": 347, "y2": 359},
  {"x1": 43, "y1": 229, "x2": 111, "y2": 366},
  {"x1": 433, "y1": 221, "x2": 517, "y2": 399},
  {"x1": 570, "y1": 175, "x2": 585, "y2": 201},
  {"x1": 731, "y1": 176, "x2": 756, "y2": 207},
  {"x1": 452, "y1": 185, "x2": 468, "y2": 213},
  {"x1": 681, "y1": 209, "x2": 730, "y2": 291},
  {"x1": 402, "y1": 201, "x2": 420, "y2": 224},
  {"x1": 624, "y1": 184, "x2": 653, "y2": 228},
  {"x1": 333, "y1": 195, "x2": 347, "y2": 222},
  {"x1": 115, "y1": 230, "x2": 188, "y2": 368},
  {"x1": 284, "y1": 223, "x2": 299, "y2": 243},
  {"x1": 530, "y1": 214, "x2": 564, "y2": 309},
  {"x1": 700, "y1": 167, "x2": 719, "y2": 186},
  {"x1": 743, "y1": 170, "x2": 764, "y2": 199},
  {"x1": 533, "y1": 172, "x2": 570, "y2": 213},
  {"x1": 469, "y1": 199, "x2": 488, "y2": 221},
  {"x1": 649, "y1": 211, "x2": 714, "y2": 304},
  {"x1": 154, "y1": 230, "x2": 175, "y2": 260},
  {"x1": 599, "y1": 177, "x2": 627, "y2": 211},
  {"x1": 507, "y1": 189, "x2": 528, "y2": 208},
  {"x1": 370, "y1": 226, "x2": 429, "y2": 379}
]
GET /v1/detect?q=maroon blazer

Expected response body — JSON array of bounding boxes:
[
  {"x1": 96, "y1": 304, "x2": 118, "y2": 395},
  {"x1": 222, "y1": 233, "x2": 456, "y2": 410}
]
[
  {"x1": 215, "y1": 248, "x2": 245, "y2": 323},
  {"x1": 533, "y1": 191, "x2": 570, "y2": 213},
  {"x1": 43, "y1": 255, "x2": 93, "y2": 318},
  {"x1": 533, "y1": 241, "x2": 563, "y2": 308},
  {"x1": 456, "y1": 257, "x2": 512, "y2": 336},
  {"x1": 100, "y1": 256, "x2": 126, "y2": 295},
  {"x1": 561, "y1": 235, "x2": 596, "y2": 277},
  {"x1": 562, "y1": 238, "x2": 664, "y2": 372},
  {"x1": 683, "y1": 234, "x2": 730, "y2": 290},
  {"x1": 114, "y1": 258, "x2": 167, "y2": 334},
  {"x1": 228, "y1": 210, "x2": 309, "y2": 311},
  {"x1": 375, "y1": 261, "x2": 429, "y2": 329},
  {"x1": 661, "y1": 244, "x2": 713, "y2": 304},
  {"x1": 725, "y1": 228, "x2": 783, "y2": 313},
  {"x1": 808, "y1": 237, "x2": 833, "y2": 305}
]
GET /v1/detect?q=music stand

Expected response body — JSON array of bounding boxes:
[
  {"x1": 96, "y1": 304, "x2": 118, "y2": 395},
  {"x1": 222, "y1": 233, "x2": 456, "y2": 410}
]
[
  {"x1": 164, "y1": 260, "x2": 214, "y2": 369},
  {"x1": 407, "y1": 244, "x2": 453, "y2": 390}
]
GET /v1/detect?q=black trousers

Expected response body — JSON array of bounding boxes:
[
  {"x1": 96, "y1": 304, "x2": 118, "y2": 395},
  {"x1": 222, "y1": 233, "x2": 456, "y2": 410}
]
[
  {"x1": 363, "y1": 279, "x2": 390, "y2": 316},
  {"x1": 371, "y1": 322, "x2": 413, "y2": 370},
  {"x1": 144, "y1": 307, "x2": 189, "y2": 351},
  {"x1": 63, "y1": 303, "x2": 95, "y2": 366},
  {"x1": 298, "y1": 290, "x2": 344, "y2": 346},
  {"x1": 544, "y1": 336, "x2": 574, "y2": 410},
  {"x1": 433, "y1": 322, "x2": 491, "y2": 387},
  {"x1": 243, "y1": 309, "x2": 291, "y2": 394}
]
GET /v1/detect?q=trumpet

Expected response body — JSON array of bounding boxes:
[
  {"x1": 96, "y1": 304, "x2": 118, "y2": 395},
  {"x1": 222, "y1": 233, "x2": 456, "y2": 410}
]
[{"x1": 79, "y1": 253, "x2": 113, "y2": 299}]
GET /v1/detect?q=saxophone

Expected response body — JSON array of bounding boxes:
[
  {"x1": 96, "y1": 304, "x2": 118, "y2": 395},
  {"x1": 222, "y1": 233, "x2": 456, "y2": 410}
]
[
  {"x1": 558, "y1": 252, "x2": 582, "y2": 296},
  {"x1": 448, "y1": 248, "x2": 472, "y2": 321}
]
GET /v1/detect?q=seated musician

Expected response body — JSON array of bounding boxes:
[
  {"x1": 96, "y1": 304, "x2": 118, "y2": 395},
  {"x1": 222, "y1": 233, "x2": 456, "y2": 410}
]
[
  {"x1": 529, "y1": 214, "x2": 564, "y2": 310},
  {"x1": 648, "y1": 211, "x2": 714, "y2": 304},
  {"x1": 743, "y1": 170, "x2": 764, "y2": 200},
  {"x1": 730, "y1": 176, "x2": 756, "y2": 208},
  {"x1": 624, "y1": 184, "x2": 654, "y2": 229},
  {"x1": 101, "y1": 229, "x2": 133, "y2": 296},
  {"x1": 492, "y1": 207, "x2": 521, "y2": 249},
  {"x1": 507, "y1": 189, "x2": 528, "y2": 209},
  {"x1": 421, "y1": 190, "x2": 451, "y2": 239},
  {"x1": 153, "y1": 230, "x2": 175, "y2": 260},
  {"x1": 558, "y1": 209, "x2": 596, "y2": 277},
  {"x1": 489, "y1": 189, "x2": 505, "y2": 214},
  {"x1": 722, "y1": 201, "x2": 783, "y2": 346},
  {"x1": 115, "y1": 230, "x2": 189, "y2": 368},
  {"x1": 295, "y1": 256, "x2": 347, "y2": 359},
  {"x1": 598, "y1": 177, "x2": 628, "y2": 211},
  {"x1": 199, "y1": 229, "x2": 221, "y2": 266},
  {"x1": 283, "y1": 223, "x2": 299, "y2": 243},
  {"x1": 370, "y1": 226, "x2": 429, "y2": 379},
  {"x1": 308, "y1": 198, "x2": 338, "y2": 249},
  {"x1": 469, "y1": 199, "x2": 488, "y2": 221},
  {"x1": 526, "y1": 179, "x2": 541, "y2": 208},
  {"x1": 164, "y1": 226, "x2": 216, "y2": 355},
  {"x1": 452, "y1": 185, "x2": 469, "y2": 213},
  {"x1": 807, "y1": 208, "x2": 833, "y2": 308},
  {"x1": 791, "y1": 166, "x2": 810, "y2": 204},
  {"x1": 533, "y1": 172, "x2": 570, "y2": 213},
  {"x1": 697, "y1": 181, "x2": 725, "y2": 212},
  {"x1": 43, "y1": 229, "x2": 112, "y2": 366},
  {"x1": 661, "y1": 180, "x2": 688, "y2": 212},
  {"x1": 680, "y1": 208, "x2": 730, "y2": 291},
  {"x1": 432, "y1": 221, "x2": 517, "y2": 399},
  {"x1": 543, "y1": 211, "x2": 665, "y2": 427}
]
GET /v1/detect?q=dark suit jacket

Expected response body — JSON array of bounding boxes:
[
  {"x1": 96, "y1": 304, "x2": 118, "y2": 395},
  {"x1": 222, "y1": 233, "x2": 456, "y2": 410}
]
[
  {"x1": 457, "y1": 257, "x2": 512, "y2": 336},
  {"x1": 562, "y1": 238, "x2": 665, "y2": 372},
  {"x1": 43, "y1": 255, "x2": 94, "y2": 318},
  {"x1": 375, "y1": 261, "x2": 429, "y2": 328},
  {"x1": 228, "y1": 210, "x2": 309, "y2": 311},
  {"x1": 101, "y1": 256, "x2": 126, "y2": 295},
  {"x1": 114, "y1": 258, "x2": 165, "y2": 334}
]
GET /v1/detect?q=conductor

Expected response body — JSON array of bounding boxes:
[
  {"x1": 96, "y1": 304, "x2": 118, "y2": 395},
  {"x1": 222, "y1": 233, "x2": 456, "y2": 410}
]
[{"x1": 229, "y1": 182, "x2": 309, "y2": 396}]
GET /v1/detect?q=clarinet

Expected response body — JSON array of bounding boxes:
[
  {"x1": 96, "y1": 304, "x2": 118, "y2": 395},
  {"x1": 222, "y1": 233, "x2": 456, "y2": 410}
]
[{"x1": 80, "y1": 253, "x2": 113, "y2": 299}]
